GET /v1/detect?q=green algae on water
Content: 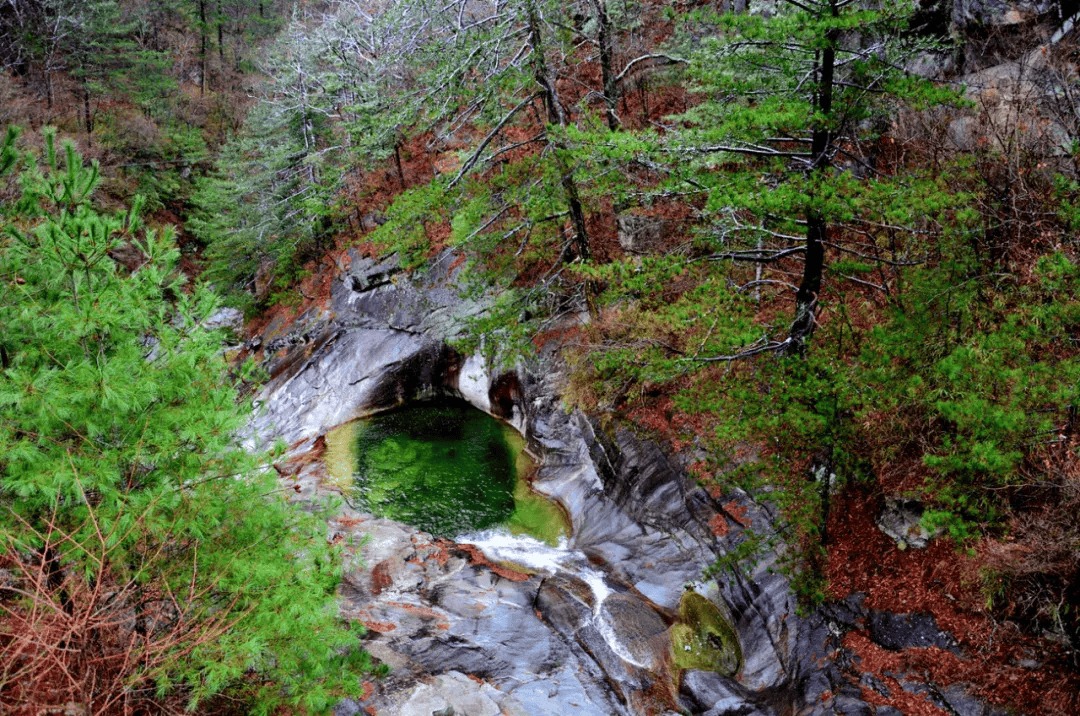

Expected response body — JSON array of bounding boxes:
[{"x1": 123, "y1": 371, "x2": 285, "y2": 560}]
[
  {"x1": 325, "y1": 400, "x2": 568, "y2": 543},
  {"x1": 503, "y1": 423, "x2": 569, "y2": 545}
]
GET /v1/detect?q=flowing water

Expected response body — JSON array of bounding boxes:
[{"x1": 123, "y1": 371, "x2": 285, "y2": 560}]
[
  {"x1": 457, "y1": 529, "x2": 658, "y2": 668},
  {"x1": 325, "y1": 401, "x2": 668, "y2": 670}
]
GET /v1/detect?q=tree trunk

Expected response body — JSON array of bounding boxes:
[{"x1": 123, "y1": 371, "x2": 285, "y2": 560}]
[
  {"x1": 82, "y1": 79, "x2": 92, "y2": 135},
  {"x1": 787, "y1": 18, "x2": 837, "y2": 353},
  {"x1": 526, "y1": 1, "x2": 591, "y2": 263},
  {"x1": 789, "y1": 210, "x2": 824, "y2": 350},
  {"x1": 217, "y1": 0, "x2": 225, "y2": 69},
  {"x1": 560, "y1": 162, "x2": 591, "y2": 262},
  {"x1": 592, "y1": 0, "x2": 619, "y2": 131},
  {"x1": 199, "y1": 0, "x2": 207, "y2": 95},
  {"x1": 394, "y1": 141, "x2": 406, "y2": 190},
  {"x1": 42, "y1": 547, "x2": 73, "y2": 616}
]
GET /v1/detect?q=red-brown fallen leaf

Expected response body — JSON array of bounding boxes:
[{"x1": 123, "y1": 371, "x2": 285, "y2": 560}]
[
  {"x1": 828, "y1": 489, "x2": 1080, "y2": 716},
  {"x1": 723, "y1": 501, "x2": 752, "y2": 527},
  {"x1": 361, "y1": 621, "x2": 397, "y2": 633}
]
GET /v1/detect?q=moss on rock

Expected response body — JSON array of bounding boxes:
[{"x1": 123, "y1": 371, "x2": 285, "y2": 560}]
[{"x1": 670, "y1": 591, "x2": 741, "y2": 676}]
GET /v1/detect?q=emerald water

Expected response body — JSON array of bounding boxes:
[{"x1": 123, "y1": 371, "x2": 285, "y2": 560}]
[{"x1": 326, "y1": 401, "x2": 567, "y2": 543}]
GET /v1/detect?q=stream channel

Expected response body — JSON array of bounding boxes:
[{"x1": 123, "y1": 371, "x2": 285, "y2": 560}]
[
  {"x1": 323, "y1": 399, "x2": 684, "y2": 675},
  {"x1": 244, "y1": 249, "x2": 963, "y2": 716}
]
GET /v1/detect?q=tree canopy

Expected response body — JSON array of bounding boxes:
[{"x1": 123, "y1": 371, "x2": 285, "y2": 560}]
[{"x1": 0, "y1": 127, "x2": 369, "y2": 713}]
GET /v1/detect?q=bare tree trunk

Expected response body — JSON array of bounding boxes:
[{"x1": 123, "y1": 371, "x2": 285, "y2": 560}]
[
  {"x1": 754, "y1": 234, "x2": 763, "y2": 306},
  {"x1": 592, "y1": 0, "x2": 619, "y2": 131},
  {"x1": 526, "y1": 1, "x2": 591, "y2": 263},
  {"x1": 394, "y1": 141, "x2": 406, "y2": 190},
  {"x1": 217, "y1": 0, "x2": 225, "y2": 69},
  {"x1": 82, "y1": 79, "x2": 92, "y2": 136},
  {"x1": 199, "y1": 0, "x2": 207, "y2": 95}
]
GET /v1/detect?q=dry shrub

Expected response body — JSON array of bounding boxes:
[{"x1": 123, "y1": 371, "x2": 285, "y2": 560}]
[
  {"x1": 890, "y1": 43, "x2": 1077, "y2": 266},
  {"x1": 0, "y1": 507, "x2": 250, "y2": 716},
  {"x1": 981, "y1": 443, "x2": 1080, "y2": 660}
]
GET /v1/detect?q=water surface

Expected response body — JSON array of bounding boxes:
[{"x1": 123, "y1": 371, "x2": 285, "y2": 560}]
[{"x1": 326, "y1": 400, "x2": 567, "y2": 542}]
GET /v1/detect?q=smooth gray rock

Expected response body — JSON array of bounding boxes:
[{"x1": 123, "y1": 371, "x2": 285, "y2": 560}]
[
  {"x1": 873, "y1": 708, "x2": 905, "y2": 716},
  {"x1": 251, "y1": 252, "x2": 1001, "y2": 716},
  {"x1": 203, "y1": 307, "x2": 245, "y2": 333},
  {"x1": 941, "y1": 684, "x2": 1011, "y2": 716},
  {"x1": 332, "y1": 698, "x2": 361, "y2": 716},
  {"x1": 832, "y1": 695, "x2": 874, "y2": 716},
  {"x1": 332, "y1": 250, "x2": 486, "y2": 336},
  {"x1": 500, "y1": 667, "x2": 614, "y2": 716},
  {"x1": 600, "y1": 592, "x2": 669, "y2": 670},
  {"x1": 246, "y1": 328, "x2": 435, "y2": 449},
  {"x1": 679, "y1": 670, "x2": 758, "y2": 713},
  {"x1": 535, "y1": 575, "x2": 595, "y2": 638},
  {"x1": 387, "y1": 671, "x2": 501, "y2": 716}
]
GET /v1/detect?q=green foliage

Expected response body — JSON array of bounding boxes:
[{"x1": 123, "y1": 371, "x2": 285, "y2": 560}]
[
  {"x1": 542, "y1": 0, "x2": 976, "y2": 605},
  {"x1": 861, "y1": 226, "x2": 1080, "y2": 533},
  {"x1": 367, "y1": 180, "x2": 453, "y2": 269},
  {"x1": 193, "y1": 130, "x2": 334, "y2": 295},
  {"x1": 0, "y1": 128, "x2": 368, "y2": 711}
]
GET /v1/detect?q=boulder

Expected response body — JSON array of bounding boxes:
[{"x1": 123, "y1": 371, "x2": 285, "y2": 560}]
[{"x1": 876, "y1": 497, "x2": 940, "y2": 550}]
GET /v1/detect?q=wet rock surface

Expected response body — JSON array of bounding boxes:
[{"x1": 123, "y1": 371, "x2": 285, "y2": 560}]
[
  {"x1": 245, "y1": 249, "x2": 488, "y2": 451},
  {"x1": 249, "y1": 253, "x2": 1001, "y2": 715},
  {"x1": 867, "y1": 611, "x2": 960, "y2": 653}
]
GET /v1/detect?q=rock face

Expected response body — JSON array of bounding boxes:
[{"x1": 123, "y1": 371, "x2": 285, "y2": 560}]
[
  {"x1": 245, "y1": 249, "x2": 487, "y2": 451},
  {"x1": 249, "y1": 251, "x2": 991, "y2": 715},
  {"x1": 951, "y1": 0, "x2": 1056, "y2": 29}
]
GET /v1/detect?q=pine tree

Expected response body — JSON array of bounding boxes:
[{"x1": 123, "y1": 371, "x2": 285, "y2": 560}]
[
  {"x1": 660, "y1": 0, "x2": 953, "y2": 354},
  {"x1": 192, "y1": 14, "x2": 344, "y2": 297},
  {"x1": 0, "y1": 127, "x2": 369, "y2": 712}
]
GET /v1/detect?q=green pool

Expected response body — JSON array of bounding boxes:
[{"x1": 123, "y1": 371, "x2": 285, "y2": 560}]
[{"x1": 325, "y1": 400, "x2": 567, "y2": 543}]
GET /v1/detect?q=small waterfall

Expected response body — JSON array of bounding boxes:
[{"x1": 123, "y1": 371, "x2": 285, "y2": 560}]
[{"x1": 457, "y1": 528, "x2": 654, "y2": 668}]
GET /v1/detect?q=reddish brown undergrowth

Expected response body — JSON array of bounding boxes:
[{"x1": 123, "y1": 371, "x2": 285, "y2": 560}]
[
  {"x1": 827, "y1": 489, "x2": 1080, "y2": 715},
  {"x1": 0, "y1": 507, "x2": 254, "y2": 716}
]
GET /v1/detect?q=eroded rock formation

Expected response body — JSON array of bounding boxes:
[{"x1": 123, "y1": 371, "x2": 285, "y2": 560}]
[{"x1": 246, "y1": 250, "x2": 995, "y2": 716}]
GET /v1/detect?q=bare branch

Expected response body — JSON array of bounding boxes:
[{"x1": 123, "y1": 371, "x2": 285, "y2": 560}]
[
  {"x1": 737, "y1": 279, "x2": 799, "y2": 293},
  {"x1": 704, "y1": 246, "x2": 807, "y2": 263},
  {"x1": 682, "y1": 336, "x2": 792, "y2": 363},
  {"x1": 614, "y1": 53, "x2": 688, "y2": 83},
  {"x1": 449, "y1": 93, "x2": 542, "y2": 188}
]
